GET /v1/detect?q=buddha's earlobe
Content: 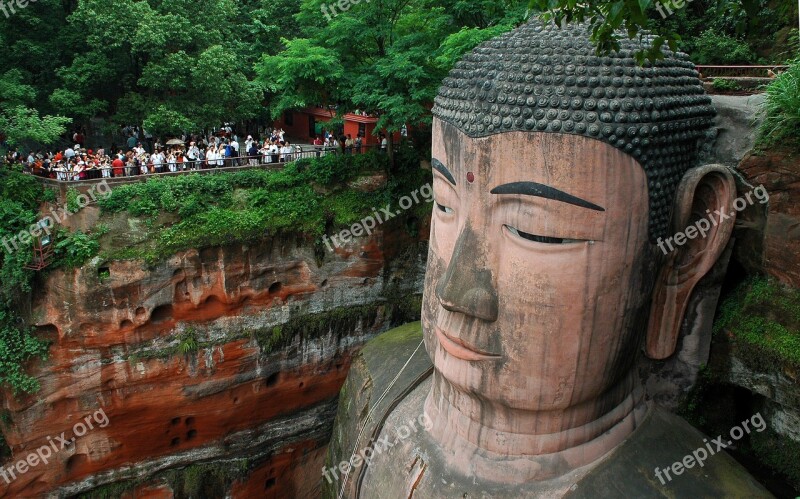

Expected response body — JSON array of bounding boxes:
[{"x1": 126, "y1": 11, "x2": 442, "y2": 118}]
[{"x1": 646, "y1": 164, "x2": 737, "y2": 360}]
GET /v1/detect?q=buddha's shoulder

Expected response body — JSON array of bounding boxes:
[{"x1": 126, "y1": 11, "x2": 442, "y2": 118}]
[
  {"x1": 323, "y1": 322, "x2": 432, "y2": 497},
  {"x1": 565, "y1": 407, "x2": 773, "y2": 498}
]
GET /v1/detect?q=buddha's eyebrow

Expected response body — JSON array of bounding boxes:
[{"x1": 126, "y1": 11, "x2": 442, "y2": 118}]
[
  {"x1": 490, "y1": 182, "x2": 605, "y2": 211},
  {"x1": 431, "y1": 158, "x2": 456, "y2": 185}
]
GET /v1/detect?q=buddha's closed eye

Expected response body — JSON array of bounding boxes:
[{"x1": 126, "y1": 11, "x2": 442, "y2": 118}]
[
  {"x1": 436, "y1": 201, "x2": 454, "y2": 214},
  {"x1": 505, "y1": 225, "x2": 585, "y2": 245}
]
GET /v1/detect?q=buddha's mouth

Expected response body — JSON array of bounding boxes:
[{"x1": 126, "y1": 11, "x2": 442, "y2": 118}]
[{"x1": 435, "y1": 327, "x2": 501, "y2": 361}]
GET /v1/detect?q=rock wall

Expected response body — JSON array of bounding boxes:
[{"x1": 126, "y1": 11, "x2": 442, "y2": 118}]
[
  {"x1": 0, "y1": 214, "x2": 429, "y2": 497},
  {"x1": 736, "y1": 147, "x2": 800, "y2": 287}
]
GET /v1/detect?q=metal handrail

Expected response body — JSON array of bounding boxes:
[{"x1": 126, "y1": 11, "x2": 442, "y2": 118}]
[
  {"x1": 30, "y1": 144, "x2": 383, "y2": 183},
  {"x1": 696, "y1": 65, "x2": 789, "y2": 78}
]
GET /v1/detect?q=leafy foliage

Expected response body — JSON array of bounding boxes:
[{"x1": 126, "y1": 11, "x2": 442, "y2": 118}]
[
  {"x1": 259, "y1": 0, "x2": 527, "y2": 134},
  {"x1": 692, "y1": 29, "x2": 757, "y2": 64},
  {"x1": 0, "y1": 311, "x2": 49, "y2": 395},
  {"x1": 0, "y1": 70, "x2": 70, "y2": 147},
  {"x1": 713, "y1": 276, "x2": 800, "y2": 371},
  {"x1": 96, "y1": 151, "x2": 422, "y2": 263},
  {"x1": 711, "y1": 78, "x2": 743, "y2": 91},
  {"x1": 758, "y1": 58, "x2": 800, "y2": 148},
  {"x1": 529, "y1": 0, "x2": 794, "y2": 64},
  {"x1": 0, "y1": 172, "x2": 52, "y2": 394}
]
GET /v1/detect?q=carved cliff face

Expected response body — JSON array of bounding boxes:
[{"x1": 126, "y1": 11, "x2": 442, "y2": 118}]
[{"x1": 423, "y1": 118, "x2": 658, "y2": 413}]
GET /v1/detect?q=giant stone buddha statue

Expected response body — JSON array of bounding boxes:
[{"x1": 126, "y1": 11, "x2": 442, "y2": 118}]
[{"x1": 324, "y1": 18, "x2": 772, "y2": 498}]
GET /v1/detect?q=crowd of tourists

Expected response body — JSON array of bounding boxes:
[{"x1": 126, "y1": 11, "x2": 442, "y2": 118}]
[{"x1": 2, "y1": 126, "x2": 373, "y2": 181}]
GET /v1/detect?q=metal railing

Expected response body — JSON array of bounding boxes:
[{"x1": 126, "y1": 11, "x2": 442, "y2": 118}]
[
  {"x1": 30, "y1": 144, "x2": 384, "y2": 183},
  {"x1": 696, "y1": 65, "x2": 789, "y2": 78}
]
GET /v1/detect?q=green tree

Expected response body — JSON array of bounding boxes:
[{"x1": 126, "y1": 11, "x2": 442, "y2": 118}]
[
  {"x1": 0, "y1": 70, "x2": 71, "y2": 148},
  {"x1": 527, "y1": 0, "x2": 775, "y2": 63},
  {"x1": 257, "y1": 0, "x2": 526, "y2": 161}
]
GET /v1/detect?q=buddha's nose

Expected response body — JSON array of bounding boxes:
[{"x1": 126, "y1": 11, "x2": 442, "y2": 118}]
[{"x1": 435, "y1": 224, "x2": 499, "y2": 322}]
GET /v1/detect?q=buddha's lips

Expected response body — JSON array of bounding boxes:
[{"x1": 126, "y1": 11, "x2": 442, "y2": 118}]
[{"x1": 435, "y1": 327, "x2": 501, "y2": 361}]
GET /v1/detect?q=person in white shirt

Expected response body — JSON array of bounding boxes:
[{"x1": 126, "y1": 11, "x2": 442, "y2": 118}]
[
  {"x1": 230, "y1": 138, "x2": 239, "y2": 166},
  {"x1": 64, "y1": 147, "x2": 76, "y2": 160},
  {"x1": 152, "y1": 151, "x2": 163, "y2": 173},
  {"x1": 206, "y1": 146, "x2": 217, "y2": 168},
  {"x1": 280, "y1": 142, "x2": 293, "y2": 162},
  {"x1": 186, "y1": 142, "x2": 199, "y2": 169},
  {"x1": 267, "y1": 142, "x2": 279, "y2": 163}
]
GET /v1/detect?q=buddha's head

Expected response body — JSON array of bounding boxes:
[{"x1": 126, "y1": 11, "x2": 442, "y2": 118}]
[{"x1": 421, "y1": 19, "x2": 737, "y2": 471}]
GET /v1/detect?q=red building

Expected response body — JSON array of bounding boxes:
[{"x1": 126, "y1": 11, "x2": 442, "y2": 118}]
[{"x1": 273, "y1": 107, "x2": 405, "y2": 145}]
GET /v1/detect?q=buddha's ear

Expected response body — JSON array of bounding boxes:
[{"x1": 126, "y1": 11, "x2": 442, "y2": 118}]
[{"x1": 646, "y1": 164, "x2": 737, "y2": 360}]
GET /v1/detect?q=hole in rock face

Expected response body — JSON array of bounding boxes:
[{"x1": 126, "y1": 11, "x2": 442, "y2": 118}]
[
  {"x1": 171, "y1": 417, "x2": 180, "y2": 426},
  {"x1": 265, "y1": 478, "x2": 276, "y2": 490},
  {"x1": 98, "y1": 267, "x2": 110, "y2": 278},
  {"x1": 186, "y1": 429, "x2": 197, "y2": 440},
  {"x1": 120, "y1": 319, "x2": 133, "y2": 329},
  {"x1": 150, "y1": 304, "x2": 173, "y2": 323},
  {"x1": 299, "y1": 382, "x2": 304, "y2": 388},
  {"x1": 268, "y1": 282, "x2": 282, "y2": 294},
  {"x1": 135, "y1": 307, "x2": 146, "y2": 317},
  {"x1": 233, "y1": 397, "x2": 239, "y2": 404},
  {"x1": 266, "y1": 373, "x2": 279, "y2": 387},
  {"x1": 170, "y1": 437, "x2": 180, "y2": 447},
  {"x1": 185, "y1": 417, "x2": 195, "y2": 426},
  {"x1": 199, "y1": 247, "x2": 218, "y2": 263},
  {"x1": 65, "y1": 453, "x2": 88, "y2": 472},
  {"x1": 320, "y1": 279, "x2": 328, "y2": 287}
]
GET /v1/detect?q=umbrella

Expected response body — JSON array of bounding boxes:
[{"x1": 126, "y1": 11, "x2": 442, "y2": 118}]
[{"x1": 166, "y1": 138, "x2": 185, "y2": 145}]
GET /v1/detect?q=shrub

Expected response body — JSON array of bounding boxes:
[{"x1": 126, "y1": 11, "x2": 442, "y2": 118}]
[
  {"x1": 0, "y1": 310, "x2": 49, "y2": 394},
  {"x1": 758, "y1": 58, "x2": 800, "y2": 147},
  {"x1": 692, "y1": 29, "x2": 757, "y2": 64},
  {"x1": 711, "y1": 78, "x2": 742, "y2": 91}
]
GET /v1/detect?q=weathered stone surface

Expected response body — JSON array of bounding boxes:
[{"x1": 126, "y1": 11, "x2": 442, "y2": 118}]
[
  {"x1": 0, "y1": 218, "x2": 429, "y2": 497},
  {"x1": 736, "y1": 147, "x2": 800, "y2": 287},
  {"x1": 708, "y1": 94, "x2": 765, "y2": 167},
  {"x1": 329, "y1": 324, "x2": 772, "y2": 498}
]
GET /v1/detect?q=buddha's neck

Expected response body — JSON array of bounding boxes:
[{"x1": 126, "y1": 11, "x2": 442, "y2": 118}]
[{"x1": 422, "y1": 368, "x2": 647, "y2": 482}]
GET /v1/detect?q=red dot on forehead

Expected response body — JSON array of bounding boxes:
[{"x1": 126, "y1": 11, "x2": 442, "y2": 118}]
[{"x1": 467, "y1": 171, "x2": 475, "y2": 183}]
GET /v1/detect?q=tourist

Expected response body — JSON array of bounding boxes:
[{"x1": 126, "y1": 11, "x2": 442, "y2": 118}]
[
  {"x1": 186, "y1": 142, "x2": 199, "y2": 170},
  {"x1": 282, "y1": 141, "x2": 294, "y2": 162},
  {"x1": 207, "y1": 144, "x2": 216, "y2": 168},
  {"x1": 345, "y1": 134, "x2": 354, "y2": 154},
  {"x1": 313, "y1": 136, "x2": 323, "y2": 157}
]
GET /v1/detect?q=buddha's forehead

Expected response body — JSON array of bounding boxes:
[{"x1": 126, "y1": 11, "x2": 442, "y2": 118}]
[{"x1": 432, "y1": 118, "x2": 645, "y2": 204}]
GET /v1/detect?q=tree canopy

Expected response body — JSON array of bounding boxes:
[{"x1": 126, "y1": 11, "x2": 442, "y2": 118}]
[{"x1": 0, "y1": 0, "x2": 795, "y2": 148}]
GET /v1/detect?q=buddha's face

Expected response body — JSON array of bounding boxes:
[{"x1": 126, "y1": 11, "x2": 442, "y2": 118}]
[{"x1": 423, "y1": 119, "x2": 659, "y2": 412}]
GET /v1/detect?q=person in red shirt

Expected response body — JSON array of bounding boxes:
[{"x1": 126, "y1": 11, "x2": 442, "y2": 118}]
[{"x1": 112, "y1": 156, "x2": 125, "y2": 177}]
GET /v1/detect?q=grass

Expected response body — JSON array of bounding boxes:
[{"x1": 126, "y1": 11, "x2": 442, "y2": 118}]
[
  {"x1": 757, "y1": 58, "x2": 800, "y2": 149},
  {"x1": 713, "y1": 276, "x2": 800, "y2": 372},
  {"x1": 95, "y1": 148, "x2": 431, "y2": 264}
]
